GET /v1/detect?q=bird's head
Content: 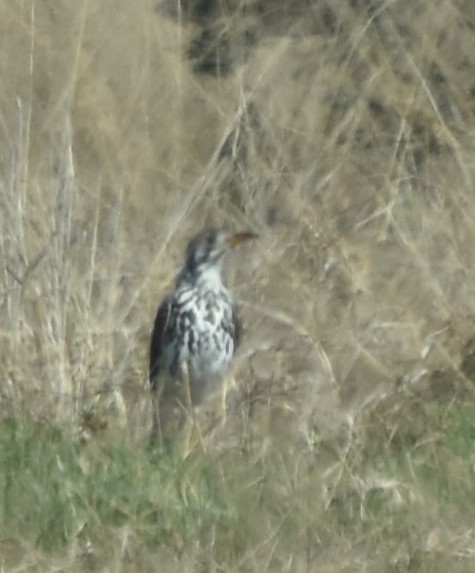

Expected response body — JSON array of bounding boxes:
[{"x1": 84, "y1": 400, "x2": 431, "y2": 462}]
[{"x1": 184, "y1": 228, "x2": 257, "y2": 278}]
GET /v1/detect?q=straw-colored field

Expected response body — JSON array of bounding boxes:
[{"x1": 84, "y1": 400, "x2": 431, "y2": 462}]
[{"x1": 1, "y1": 0, "x2": 475, "y2": 570}]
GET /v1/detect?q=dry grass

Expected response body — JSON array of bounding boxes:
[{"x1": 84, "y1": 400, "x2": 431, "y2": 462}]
[{"x1": 1, "y1": 0, "x2": 475, "y2": 570}]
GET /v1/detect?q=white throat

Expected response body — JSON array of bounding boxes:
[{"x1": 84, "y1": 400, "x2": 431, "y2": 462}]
[{"x1": 196, "y1": 264, "x2": 224, "y2": 291}]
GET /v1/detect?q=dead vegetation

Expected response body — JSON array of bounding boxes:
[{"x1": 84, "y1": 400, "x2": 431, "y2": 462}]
[{"x1": 1, "y1": 0, "x2": 475, "y2": 570}]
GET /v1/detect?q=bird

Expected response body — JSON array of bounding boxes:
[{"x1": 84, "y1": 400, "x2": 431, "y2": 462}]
[{"x1": 149, "y1": 227, "x2": 257, "y2": 445}]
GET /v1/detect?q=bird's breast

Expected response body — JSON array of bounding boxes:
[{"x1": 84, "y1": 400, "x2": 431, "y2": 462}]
[{"x1": 166, "y1": 286, "x2": 235, "y2": 364}]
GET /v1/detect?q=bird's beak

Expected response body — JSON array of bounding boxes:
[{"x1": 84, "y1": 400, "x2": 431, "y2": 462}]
[{"x1": 226, "y1": 232, "x2": 258, "y2": 247}]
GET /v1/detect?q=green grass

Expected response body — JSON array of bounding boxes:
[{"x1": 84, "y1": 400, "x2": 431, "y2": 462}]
[
  {"x1": 0, "y1": 419, "x2": 239, "y2": 554},
  {"x1": 0, "y1": 399, "x2": 474, "y2": 570}
]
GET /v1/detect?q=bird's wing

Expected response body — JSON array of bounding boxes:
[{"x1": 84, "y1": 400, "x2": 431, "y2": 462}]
[
  {"x1": 232, "y1": 303, "x2": 243, "y2": 354},
  {"x1": 149, "y1": 296, "x2": 172, "y2": 389}
]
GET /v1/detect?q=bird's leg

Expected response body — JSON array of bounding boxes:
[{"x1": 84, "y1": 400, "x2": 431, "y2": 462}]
[
  {"x1": 151, "y1": 376, "x2": 186, "y2": 451},
  {"x1": 182, "y1": 361, "x2": 193, "y2": 415},
  {"x1": 220, "y1": 376, "x2": 228, "y2": 427},
  {"x1": 180, "y1": 363, "x2": 206, "y2": 455},
  {"x1": 220, "y1": 373, "x2": 237, "y2": 426},
  {"x1": 150, "y1": 384, "x2": 165, "y2": 448}
]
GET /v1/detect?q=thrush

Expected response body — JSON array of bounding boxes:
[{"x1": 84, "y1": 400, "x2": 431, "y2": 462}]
[{"x1": 149, "y1": 228, "x2": 257, "y2": 443}]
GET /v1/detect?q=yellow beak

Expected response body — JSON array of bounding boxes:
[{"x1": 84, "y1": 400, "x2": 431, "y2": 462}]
[{"x1": 226, "y1": 232, "x2": 258, "y2": 247}]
